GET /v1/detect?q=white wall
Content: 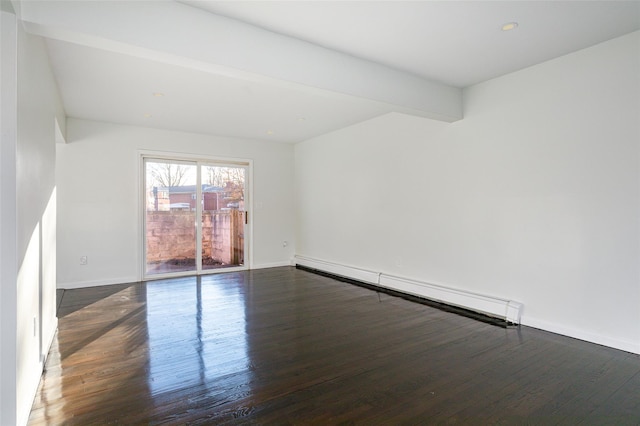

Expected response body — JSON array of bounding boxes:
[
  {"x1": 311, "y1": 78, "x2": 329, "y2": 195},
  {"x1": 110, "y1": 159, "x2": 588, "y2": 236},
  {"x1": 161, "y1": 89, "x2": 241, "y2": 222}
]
[
  {"x1": 56, "y1": 119, "x2": 295, "y2": 288},
  {"x1": 0, "y1": 5, "x2": 19, "y2": 425},
  {"x1": 0, "y1": 10, "x2": 63, "y2": 425},
  {"x1": 295, "y1": 31, "x2": 640, "y2": 354}
]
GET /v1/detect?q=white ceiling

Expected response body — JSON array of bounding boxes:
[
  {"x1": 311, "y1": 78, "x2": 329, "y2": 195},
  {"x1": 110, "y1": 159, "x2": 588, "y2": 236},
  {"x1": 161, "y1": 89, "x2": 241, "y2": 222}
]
[
  {"x1": 24, "y1": 1, "x2": 640, "y2": 143},
  {"x1": 44, "y1": 39, "x2": 392, "y2": 143},
  {"x1": 180, "y1": 1, "x2": 640, "y2": 88}
]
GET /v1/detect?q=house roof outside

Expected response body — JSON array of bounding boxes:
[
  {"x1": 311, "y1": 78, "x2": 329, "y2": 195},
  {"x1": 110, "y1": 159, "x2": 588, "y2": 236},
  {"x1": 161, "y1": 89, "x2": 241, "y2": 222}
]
[{"x1": 163, "y1": 185, "x2": 224, "y2": 194}]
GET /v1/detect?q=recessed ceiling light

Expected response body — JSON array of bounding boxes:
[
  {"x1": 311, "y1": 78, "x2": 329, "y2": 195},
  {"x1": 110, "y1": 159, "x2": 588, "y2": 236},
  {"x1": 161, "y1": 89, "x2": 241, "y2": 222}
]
[
  {"x1": 266, "y1": 130, "x2": 275, "y2": 135},
  {"x1": 152, "y1": 92, "x2": 165, "y2": 97},
  {"x1": 501, "y1": 22, "x2": 519, "y2": 31},
  {"x1": 297, "y1": 117, "x2": 306, "y2": 122},
  {"x1": 143, "y1": 113, "x2": 152, "y2": 118}
]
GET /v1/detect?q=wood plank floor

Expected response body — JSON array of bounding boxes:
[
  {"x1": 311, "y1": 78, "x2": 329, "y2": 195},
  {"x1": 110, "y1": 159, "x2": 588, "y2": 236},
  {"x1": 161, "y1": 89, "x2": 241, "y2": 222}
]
[{"x1": 29, "y1": 267, "x2": 640, "y2": 425}]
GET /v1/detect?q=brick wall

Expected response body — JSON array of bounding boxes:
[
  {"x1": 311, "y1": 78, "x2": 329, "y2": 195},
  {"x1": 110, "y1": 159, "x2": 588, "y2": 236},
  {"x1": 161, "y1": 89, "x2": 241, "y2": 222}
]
[{"x1": 146, "y1": 210, "x2": 243, "y2": 265}]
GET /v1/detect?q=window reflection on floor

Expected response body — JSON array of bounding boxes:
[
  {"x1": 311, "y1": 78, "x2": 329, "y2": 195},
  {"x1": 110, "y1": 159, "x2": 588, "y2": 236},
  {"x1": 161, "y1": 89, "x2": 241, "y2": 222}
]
[{"x1": 145, "y1": 275, "x2": 252, "y2": 396}]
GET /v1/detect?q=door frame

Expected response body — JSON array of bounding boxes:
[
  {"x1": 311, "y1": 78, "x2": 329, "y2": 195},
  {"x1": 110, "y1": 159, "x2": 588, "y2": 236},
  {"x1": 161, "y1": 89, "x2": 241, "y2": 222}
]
[{"x1": 139, "y1": 150, "x2": 253, "y2": 281}]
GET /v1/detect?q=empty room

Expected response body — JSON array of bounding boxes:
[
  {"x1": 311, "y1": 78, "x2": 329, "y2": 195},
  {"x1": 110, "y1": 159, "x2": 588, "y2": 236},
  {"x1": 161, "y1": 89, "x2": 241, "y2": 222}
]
[{"x1": 1, "y1": 1, "x2": 639, "y2": 424}]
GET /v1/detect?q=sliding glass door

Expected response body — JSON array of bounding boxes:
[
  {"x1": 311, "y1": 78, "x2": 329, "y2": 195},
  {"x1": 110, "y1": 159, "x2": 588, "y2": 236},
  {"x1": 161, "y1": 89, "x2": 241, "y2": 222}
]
[
  {"x1": 145, "y1": 160, "x2": 198, "y2": 275},
  {"x1": 200, "y1": 165, "x2": 246, "y2": 271},
  {"x1": 143, "y1": 157, "x2": 248, "y2": 278}
]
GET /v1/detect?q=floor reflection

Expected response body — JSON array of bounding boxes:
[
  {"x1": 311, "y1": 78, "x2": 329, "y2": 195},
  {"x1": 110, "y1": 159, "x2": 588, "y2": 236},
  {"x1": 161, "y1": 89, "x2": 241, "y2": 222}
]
[
  {"x1": 145, "y1": 275, "x2": 252, "y2": 396},
  {"x1": 30, "y1": 275, "x2": 255, "y2": 425},
  {"x1": 33, "y1": 283, "x2": 152, "y2": 425},
  {"x1": 30, "y1": 268, "x2": 640, "y2": 425}
]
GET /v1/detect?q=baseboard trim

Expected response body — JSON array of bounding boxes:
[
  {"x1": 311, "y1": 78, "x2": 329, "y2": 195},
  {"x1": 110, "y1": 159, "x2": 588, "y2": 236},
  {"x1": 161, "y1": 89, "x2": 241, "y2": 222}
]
[
  {"x1": 379, "y1": 274, "x2": 523, "y2": 325},
  {"x1": 294, "y1": 256, "x2": 381, "y2": 284},
  {"x1": 522, "y1": 317, "x2": 640, "y2": 355},
  {"x1": 294, "y1": 255, "x2": 522, "y2": 326},
  {"x1": 58, "y1": 276, "x2": 139, "y2": 290},
  {"x1": 56, "y1": 260, "x2": 638, "y2": 355},
  {"x1": 252, "y1": 261, "x2": 292, "y2": 270}
]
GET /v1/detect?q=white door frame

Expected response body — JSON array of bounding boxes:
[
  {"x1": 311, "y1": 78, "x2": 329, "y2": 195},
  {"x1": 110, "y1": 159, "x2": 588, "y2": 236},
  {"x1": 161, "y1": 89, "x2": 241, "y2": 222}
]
[{"x1": 139, "y1": 150, "x2": 252, "y2": 281}]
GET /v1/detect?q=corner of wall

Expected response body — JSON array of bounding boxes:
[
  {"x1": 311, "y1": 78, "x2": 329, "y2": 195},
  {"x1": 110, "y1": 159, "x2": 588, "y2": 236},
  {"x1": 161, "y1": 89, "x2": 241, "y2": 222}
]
[{"x1": 1, "y1": 5, "x2": 19, "y2": 425}]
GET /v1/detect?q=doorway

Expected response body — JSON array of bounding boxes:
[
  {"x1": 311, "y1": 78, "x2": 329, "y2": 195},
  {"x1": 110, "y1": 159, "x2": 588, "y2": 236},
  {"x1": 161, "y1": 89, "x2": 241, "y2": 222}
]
[{"x1": 143, "y1": 156, "x2": 249, "y2": 279}]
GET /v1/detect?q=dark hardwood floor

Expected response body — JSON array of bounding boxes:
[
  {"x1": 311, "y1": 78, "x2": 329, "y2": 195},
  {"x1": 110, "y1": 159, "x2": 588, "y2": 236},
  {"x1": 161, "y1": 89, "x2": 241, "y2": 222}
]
[{"x1": 29, "y1": 267, "x2": 640, "y2": 425}]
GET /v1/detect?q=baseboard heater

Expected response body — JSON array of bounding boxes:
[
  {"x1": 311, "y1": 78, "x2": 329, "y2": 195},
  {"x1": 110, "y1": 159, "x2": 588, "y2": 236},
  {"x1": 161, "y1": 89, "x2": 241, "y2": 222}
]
[{"x1": 294, "y1": 255, "x2": 523, "y2": 327}]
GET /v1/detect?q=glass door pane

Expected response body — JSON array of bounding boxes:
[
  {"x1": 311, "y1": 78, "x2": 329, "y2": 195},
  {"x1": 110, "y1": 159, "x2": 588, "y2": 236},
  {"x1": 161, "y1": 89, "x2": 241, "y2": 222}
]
[
  {"x1": 201, "y1": 165, "x2": 246, "y2": 270},
  {"x1": 145, "y1": 160, "x2": 198, "y2": 275}
]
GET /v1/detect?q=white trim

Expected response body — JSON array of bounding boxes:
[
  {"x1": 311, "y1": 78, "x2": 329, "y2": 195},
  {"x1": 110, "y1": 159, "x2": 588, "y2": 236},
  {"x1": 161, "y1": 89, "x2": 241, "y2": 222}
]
[
  {"x1": 378, "y1": 274, "x2": 523, "y2": 324},
  {"x1": 294, "y1": 255, "x2": 381, "y2": 285},
  {"x1": 136, "y1": 152, "x2": 144, "y2": 282},
  {"x1": 195, "y1": 167, "x2": 203, "y2": 274},
  {"x1": 57, "y1": 276, "x2": 139, "y2": 290},
  {"x1": 293, "y1": 255, "x2": 523, "y2": 324},
  {"x1": 247, "y1": 161, "x2": 254, "y2": 270},
  {"x1": 138, "y1": 149, "x2": 251, "y2": 166},
  {"x1": 146, "y1": 265, "x2": 250, "y2": 281},
  {"x1": 521, "y1": 316, "x2": 640, "y2": 355},
  {"x1": 138, "y1": 151, "x2": 252, "y2": 281},
  {"x1": 291, "y1": 256, "x2": 640, "y2": 354},
  {"x1": 252, "y1": 261, "x2": 292, "y2": 270}
]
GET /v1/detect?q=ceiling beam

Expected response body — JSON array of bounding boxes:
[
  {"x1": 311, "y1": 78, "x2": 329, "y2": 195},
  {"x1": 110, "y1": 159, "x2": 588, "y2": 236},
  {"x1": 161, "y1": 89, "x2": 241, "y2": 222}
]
[{"x1": 19, "y1": 0, "x2": 462, "y2": 122}]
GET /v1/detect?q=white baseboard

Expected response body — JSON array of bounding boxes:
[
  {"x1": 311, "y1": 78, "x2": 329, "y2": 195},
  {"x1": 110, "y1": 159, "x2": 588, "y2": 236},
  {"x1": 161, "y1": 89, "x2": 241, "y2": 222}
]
[
  {"x1": 378, "y1": 274, "x2": 523, "y2": 324},
  {"x1": 58, "y1": 276, "x2": 139, "y2": 290},
  {"x1": 294, "y1": 255, "x2": 522, "y2": 324},
  {"x1": 521, "y1": 316, "x2": 640, "y2": 355},
  {"x1": 294, "y1": 255, "x2": 381, "y2": 284},
  {"x1": 252, "y1": 261, "x2": 292, "y2": 270},
  {"x1": 293, "y1": 255, "x2": 640, "y2": 355}
]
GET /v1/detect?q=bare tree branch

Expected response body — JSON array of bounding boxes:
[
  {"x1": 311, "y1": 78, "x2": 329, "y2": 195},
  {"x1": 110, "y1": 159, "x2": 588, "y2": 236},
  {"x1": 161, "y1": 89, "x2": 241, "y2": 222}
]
[{"x1": 149, "y1": 163, "x2": 188, "y2": 188}]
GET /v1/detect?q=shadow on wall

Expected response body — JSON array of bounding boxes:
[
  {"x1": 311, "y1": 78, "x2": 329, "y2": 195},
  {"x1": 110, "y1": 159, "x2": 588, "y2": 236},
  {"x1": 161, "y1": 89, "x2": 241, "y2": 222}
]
[{"x1": 16, "y1": 186, "x2": 57, "y2": 425}]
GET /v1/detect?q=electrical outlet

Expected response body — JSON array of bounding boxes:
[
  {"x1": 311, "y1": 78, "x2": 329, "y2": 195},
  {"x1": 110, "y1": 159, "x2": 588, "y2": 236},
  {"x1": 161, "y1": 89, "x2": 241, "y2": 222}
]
[{"x1": 80, "y1": 256, "x2": 88, "y2": 265}]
